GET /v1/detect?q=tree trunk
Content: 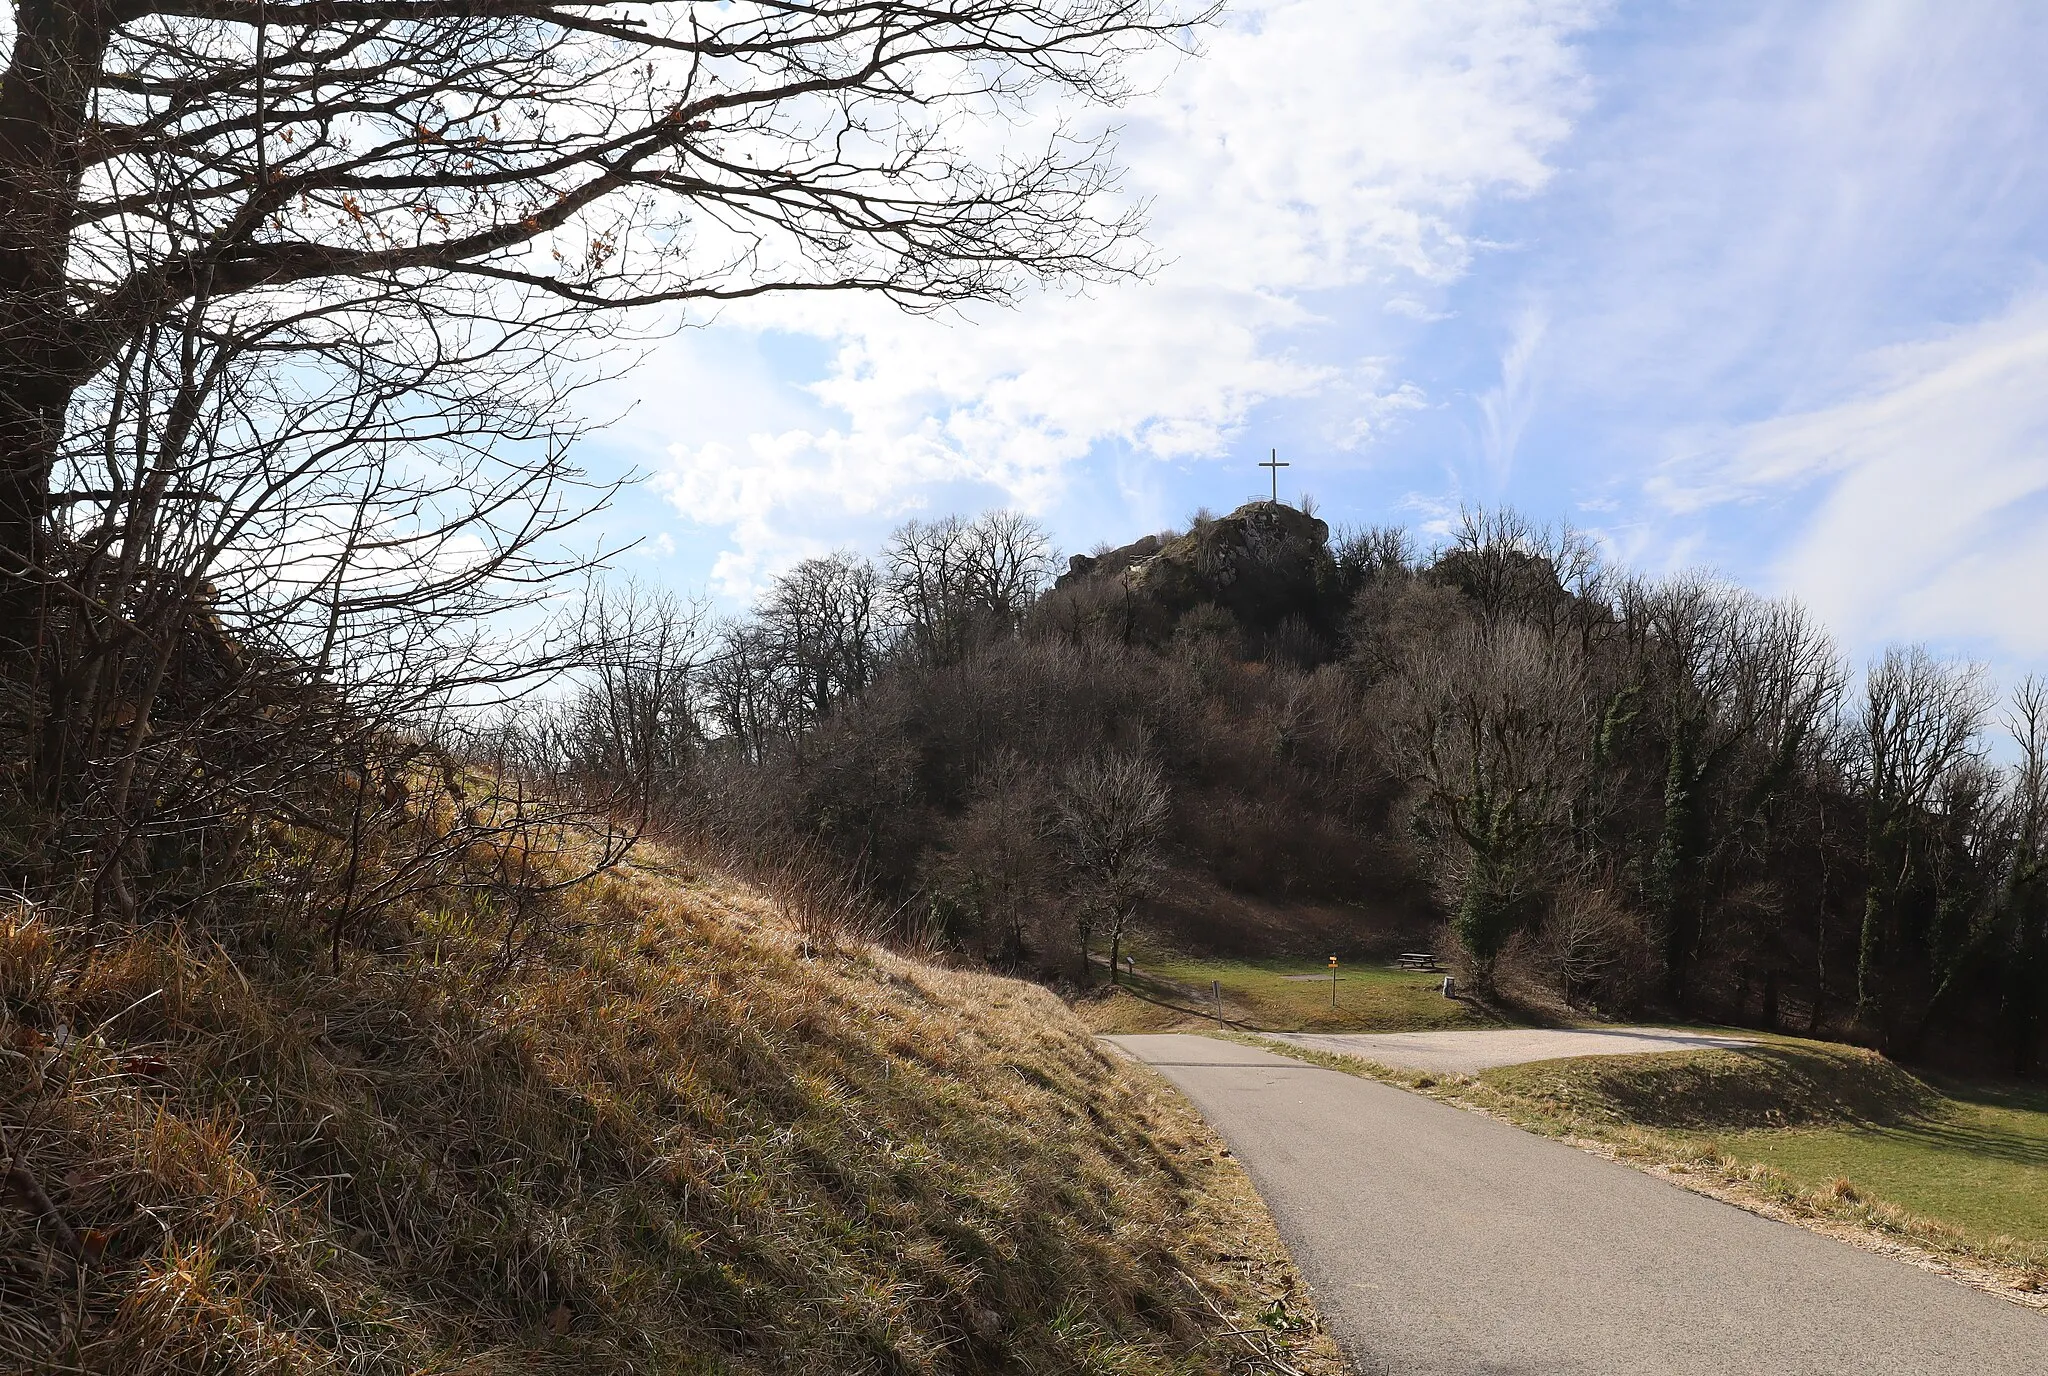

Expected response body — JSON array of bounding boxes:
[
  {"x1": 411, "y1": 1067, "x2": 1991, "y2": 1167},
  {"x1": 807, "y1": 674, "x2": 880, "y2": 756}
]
[
  {"x1": 1858, "y1": 810, "x2": 1907, "y2": 1048},
  {"x1": 1652, "y1": 722, "x2": 1707, "y2": 1006},
  {"x1": 0, "y1": 0, "x2": 113, "y2": 645}
]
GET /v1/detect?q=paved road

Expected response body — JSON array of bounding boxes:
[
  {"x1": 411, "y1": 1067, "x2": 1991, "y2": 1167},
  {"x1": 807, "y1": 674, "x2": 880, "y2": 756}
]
[
  {"x1": 1109, "y1": 1034, "x2": 2043, "y2": 1375},
  {"x1": 1266, "y1": 1027, "x2": 1756, "y2": 1075}
]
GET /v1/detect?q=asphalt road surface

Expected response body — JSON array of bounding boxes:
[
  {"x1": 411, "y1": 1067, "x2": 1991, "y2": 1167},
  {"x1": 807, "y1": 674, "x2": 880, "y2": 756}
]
[
  {"x1": 1264, "y1": 1027, "x2": 1757, "y2": 1075},
  {"x1": 1108, "y1": 1034, "x2": 2044, "y2": 1375}
]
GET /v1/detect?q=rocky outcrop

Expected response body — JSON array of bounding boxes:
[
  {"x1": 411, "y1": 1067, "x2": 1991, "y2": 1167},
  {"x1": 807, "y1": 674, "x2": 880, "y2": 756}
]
[
  {"x1": 1058, "y1": 501, "x2": 1340, "y2": 633},
  {"x1": 1061, "y1": 532, "x2": 1165, "y2": 586}
]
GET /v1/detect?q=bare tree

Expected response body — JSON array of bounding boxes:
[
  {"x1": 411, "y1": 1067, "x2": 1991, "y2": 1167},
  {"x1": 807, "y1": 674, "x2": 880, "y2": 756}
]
[
  {"x1": 1429, "y1": 506, "x2": 1602, "y2": 638},
  {"x1": 2, "y1": 0, "x2": 1208, "y2": 597},
  {"x1": 1997, "y1": 678, "x2": 2048, "y2": 1071},
  {"x1": 1385, "y1": 618, "x2": 1588, "y2": 986},
  {"x1": 1855, "y1": 645, "x2": 1991, "y2": 1045},
  {"x1": 1054, "y1": 743, "x2": 1167, "y2": 983},
  {"x1": 1628, "y1": 575, "x2": 1843, "y2": 1003},
  {"x1": 1332, "y1": 522, "x2": 1414, "y2": 595},
  {"x1": 885, "y1": 509, "x2": 1054, "y2": 666},
  {"x1": 1535, "y1": 875, "x2": 1647, "y2": 1013},
  {"x1": 0, "y1": 0, "x2": 1210, "y2": 912},
  {"x1": 886, "y1": 514, "x2": 974, "y2": 666},
  {"x1": 967, "y1": 508, "x2": 1060, "y2": 631},
  {"x1": 541, "y1": 578, "x2": 713, "y2": 819},
  {"x1": 701, "y1": 617, "x2": 790, "y2": 764},
  {"x1": 760, "y1": 551, "x2": 886, "y2": 733},
  {"x1": 948, "y1": 746, "x2": 1049, "y2": 961},
  {"x1": 19, "y1": 289, "x2": 608, "y2": 923}
]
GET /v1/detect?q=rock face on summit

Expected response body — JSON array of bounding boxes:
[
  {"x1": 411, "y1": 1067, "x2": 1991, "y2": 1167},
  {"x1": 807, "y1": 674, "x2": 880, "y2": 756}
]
[{"x1": 1059, "y1": 501, "x2": 1338, "y2": 631}]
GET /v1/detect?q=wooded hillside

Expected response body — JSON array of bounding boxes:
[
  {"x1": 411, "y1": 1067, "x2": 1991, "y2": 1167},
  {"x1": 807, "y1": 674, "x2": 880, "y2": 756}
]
[{"x1": 528, "y1": 501, "x2": 2047, "y2": 1074}]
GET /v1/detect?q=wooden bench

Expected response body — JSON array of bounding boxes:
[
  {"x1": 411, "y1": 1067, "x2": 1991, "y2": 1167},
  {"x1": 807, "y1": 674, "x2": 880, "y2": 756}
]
[{"x1": 1394, "y1": 952, "x2": 1441, "y2": 971}]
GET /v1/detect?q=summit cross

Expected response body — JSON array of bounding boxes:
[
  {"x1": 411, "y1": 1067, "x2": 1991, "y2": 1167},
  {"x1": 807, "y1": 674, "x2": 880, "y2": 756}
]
[{"x1": 1261, "y1": 448, "x2": 1289, "y2": 503}]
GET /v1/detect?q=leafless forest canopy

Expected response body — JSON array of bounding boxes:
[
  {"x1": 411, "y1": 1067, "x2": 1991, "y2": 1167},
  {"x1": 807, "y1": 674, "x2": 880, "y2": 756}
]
[{"x1": 505, "y1": 501, "x2": 2042, "y2": 1073}]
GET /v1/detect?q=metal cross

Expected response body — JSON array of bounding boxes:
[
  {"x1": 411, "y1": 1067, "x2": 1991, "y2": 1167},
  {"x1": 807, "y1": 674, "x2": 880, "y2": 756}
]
[{"x1": 1260, "y1": 448, "x2": 1289, "y2": 503}]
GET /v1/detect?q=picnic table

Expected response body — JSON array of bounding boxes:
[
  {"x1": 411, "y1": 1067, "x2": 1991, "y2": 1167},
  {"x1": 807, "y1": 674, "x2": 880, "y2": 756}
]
[{"x1": 1394, "y1": 951, "x2": 1441, "y2": 971}]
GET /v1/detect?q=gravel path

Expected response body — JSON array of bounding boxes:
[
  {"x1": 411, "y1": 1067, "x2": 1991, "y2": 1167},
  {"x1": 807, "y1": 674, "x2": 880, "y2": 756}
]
[
  {"x1": 1107, "y1": 1033, "x2": 2043, "y2": 1375},
  {"x1": 1266, "y1": 1026, "x2": 1757, "y2": 1075}
]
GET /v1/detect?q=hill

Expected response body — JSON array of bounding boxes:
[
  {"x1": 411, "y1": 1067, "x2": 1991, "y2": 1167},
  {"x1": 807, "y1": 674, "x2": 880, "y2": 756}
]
[
  {"x1": 642, "y1": 500, "x2": 2047, "y2": 1075},
  {"x1": 0, "y1": 847, "x2": 1345, "y2": 1375},
  {"x1": 683, "y1": 502, "x2": 1433, "y2": 980}
]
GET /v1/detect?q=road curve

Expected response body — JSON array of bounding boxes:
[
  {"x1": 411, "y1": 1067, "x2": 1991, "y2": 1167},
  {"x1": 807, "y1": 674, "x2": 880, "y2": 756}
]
[{"x1": 1107, "y1": 1034, "x2": 2044, "y2": 1376}]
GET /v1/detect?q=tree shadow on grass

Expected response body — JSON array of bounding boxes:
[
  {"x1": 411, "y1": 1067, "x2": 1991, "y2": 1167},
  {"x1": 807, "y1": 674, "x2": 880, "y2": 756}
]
[{"x1": 1870, "y1": 1108, "x2": 2048, "y2": 1171}]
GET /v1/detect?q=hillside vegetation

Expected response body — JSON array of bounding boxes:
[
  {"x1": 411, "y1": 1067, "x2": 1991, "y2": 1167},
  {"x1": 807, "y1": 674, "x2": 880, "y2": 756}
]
[
  {"x1": 0, "y1": 847, "x2": 1345, "y2": 1375},
  {"x1": 554, "y1": 501, "x2": 2048, "y2": 1075}
]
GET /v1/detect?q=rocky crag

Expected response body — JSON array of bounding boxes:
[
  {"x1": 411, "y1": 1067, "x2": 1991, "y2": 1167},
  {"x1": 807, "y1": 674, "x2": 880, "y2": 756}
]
[{"x1": 1057, "y1": 500, "x2": 1341, "y2": 636}]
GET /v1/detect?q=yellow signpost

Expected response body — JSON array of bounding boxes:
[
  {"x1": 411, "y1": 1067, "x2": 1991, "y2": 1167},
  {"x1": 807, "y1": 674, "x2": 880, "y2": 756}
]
[{"x1": 1328, "y1": 955, "x2": 1338, "y2": 1008}]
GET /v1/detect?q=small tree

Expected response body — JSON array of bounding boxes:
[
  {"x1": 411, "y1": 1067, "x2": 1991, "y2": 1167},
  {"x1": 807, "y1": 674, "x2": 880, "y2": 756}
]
[
  {"x1": 952, "y1": 748, "x2": 1050, "y2": 963},
  {"x1": 1055, "y1": 745, "x2": 1168, "y2": 984}
]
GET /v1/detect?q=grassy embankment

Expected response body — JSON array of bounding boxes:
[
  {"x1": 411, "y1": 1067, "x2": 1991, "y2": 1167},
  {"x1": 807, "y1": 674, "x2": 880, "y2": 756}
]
[
  {"x1": 0, "y1": 843, "x2": 1349, "y2": 1375},
  {"x1": 1081, "y1": 950, "x2": 1498, "y2": 1035},
  {"x1": 1243, "y1": 1032, "x2": 2048, "y2": 1298}
]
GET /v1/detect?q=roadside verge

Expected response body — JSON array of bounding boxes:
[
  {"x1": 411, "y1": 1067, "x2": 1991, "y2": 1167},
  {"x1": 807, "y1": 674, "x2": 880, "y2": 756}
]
[{"x1": 1229, "y1": 1031, "x2": 2048, "y2": 1312}]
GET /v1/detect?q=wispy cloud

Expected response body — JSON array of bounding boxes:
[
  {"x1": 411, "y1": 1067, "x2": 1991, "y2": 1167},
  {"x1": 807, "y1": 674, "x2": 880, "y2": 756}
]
[
  {"x1": 1475, "y1": 305, "x2": 1548, "y2": 489},
  {"x1": 589, "y1": 0, "x2": 2048, "y2": 691},
  {"x1": 1685, "y1": 293, "x2": 2048, "y2": 660},
  {"x1": 1467, "y1": 1, "x2": 2048, "y2": 677},
  {"x1": 599, "y1": 0, "x2": 1599, "y2": 593}
]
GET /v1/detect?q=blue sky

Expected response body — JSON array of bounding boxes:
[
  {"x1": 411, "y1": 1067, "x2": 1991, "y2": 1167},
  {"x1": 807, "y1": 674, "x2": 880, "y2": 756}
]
[{"x1": 578, "y1": 0, "x2": 2048, "y2": 685}]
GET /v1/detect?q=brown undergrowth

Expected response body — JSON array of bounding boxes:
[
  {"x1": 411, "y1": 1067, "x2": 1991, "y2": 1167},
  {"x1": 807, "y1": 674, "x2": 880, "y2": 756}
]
[
  {"x1": 1233, "y1": 1033, "x2": 2048, "y2": 1308},
  {"x1": 0, "y1": 836, "x2": 1346, "y2": 1375}
]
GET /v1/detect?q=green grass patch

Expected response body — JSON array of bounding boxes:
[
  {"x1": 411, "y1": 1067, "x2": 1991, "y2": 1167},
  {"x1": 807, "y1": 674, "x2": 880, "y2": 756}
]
[
  {"x1": 1718, "y1": 1078, "x2": 2048, "y2": 1246},
  {"x1": 1478, "y1": 1049, "x2": 2048, "y2": 1242},
  {"x1": 1117, "y1": 952, "x2": 1495, "y2": 1032}
]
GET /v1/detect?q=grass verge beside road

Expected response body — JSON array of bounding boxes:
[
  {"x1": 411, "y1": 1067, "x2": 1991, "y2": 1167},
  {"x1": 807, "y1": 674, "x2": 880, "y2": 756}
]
[
  {"x1": 1237, "y1": 1033, "x2": 2048, "y2": 1303},
  {"x1": 1725, "y1": 1076, "x2": 2048, "y2": 1248}
]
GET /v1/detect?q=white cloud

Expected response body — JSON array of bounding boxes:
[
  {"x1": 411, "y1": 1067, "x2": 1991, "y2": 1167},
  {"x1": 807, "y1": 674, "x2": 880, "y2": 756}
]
[
  {"x1": 1386, "y1": 296, "x2": 1454, "y2": 322},
  {"x1": 1671, "y1": 292, "x2": 2048, "y2": 662},
  {"x1": 1475, "y1": 304, "x2": 1548, "y2": 488},
  {"x1": 1532, "y1": 3, "x2": 2048, "y2": 426},
  {"x1": 617, "y1": 0, "x2": 1599, "y2": 589}
]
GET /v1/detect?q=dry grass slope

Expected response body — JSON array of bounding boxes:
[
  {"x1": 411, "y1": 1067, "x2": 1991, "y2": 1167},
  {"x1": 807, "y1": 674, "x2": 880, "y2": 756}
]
[
  {"x1": 1479, "y1": 1043, "x2": 1938, "y2": 1131},
  {"x1": 0, "y1": 848, "x2": 1346, "y2": 1375}
]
